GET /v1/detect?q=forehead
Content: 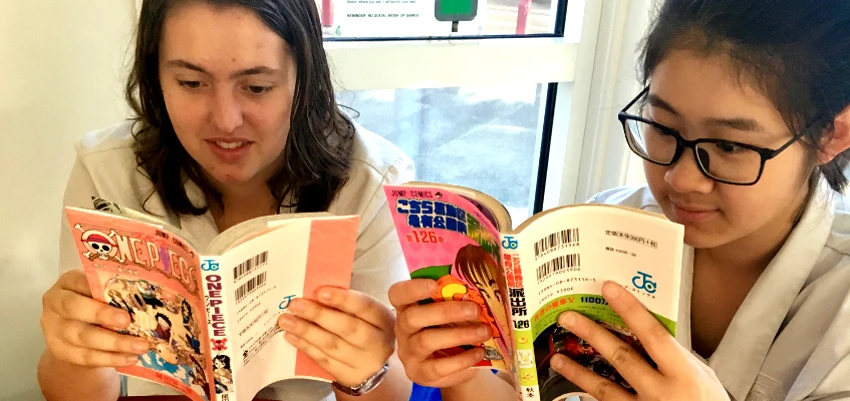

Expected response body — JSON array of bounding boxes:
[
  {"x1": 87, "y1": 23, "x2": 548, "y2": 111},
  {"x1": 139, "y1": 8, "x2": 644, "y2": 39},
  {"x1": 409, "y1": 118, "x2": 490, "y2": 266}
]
[
  {"x1": 159, "y1": 3, "x2": 289, "y2": 71},
  {"x1": 649, "y1": 50, "x2": 786, "y2": 128}
]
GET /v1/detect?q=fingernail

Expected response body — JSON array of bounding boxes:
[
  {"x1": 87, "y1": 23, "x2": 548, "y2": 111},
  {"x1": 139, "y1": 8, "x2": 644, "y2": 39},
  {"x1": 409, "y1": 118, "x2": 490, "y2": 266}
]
[
  {"x1": 279, "y1": 315, "x2": 294, "y2": 330},
  {"x1": 550, "y1": 354, "x2": 565, "y2": 370},
  {"x1": 289, "y1": 300, "x2": 304, "y2": 313},
  {"x1": 318, "y1": 289, "x2": 332, "y2": 302},
  {"x1": 559, "y1": 312, "x2": 577, "y2": 328},
  {"x1": 284, "y1": 332, "x2": 300, "y2": 346},
  {"x1": 603, "y1": 282, "x2": 622, "y2": 300},
  {"x1": 125, "y1": 355, "x2": 139, "y2": 365},
  {"x1": 133, "y1": 341, "x2": 149, "y2": 353},
  {"x1": 477, "y1": 325, "x2": 490, "y2": 339},
  {"x1": 114, "y1": 313, "x2": 129, "y2": 326},
  {"x1": 465, "y1": 304, "x2": 479, "y2": 318}
]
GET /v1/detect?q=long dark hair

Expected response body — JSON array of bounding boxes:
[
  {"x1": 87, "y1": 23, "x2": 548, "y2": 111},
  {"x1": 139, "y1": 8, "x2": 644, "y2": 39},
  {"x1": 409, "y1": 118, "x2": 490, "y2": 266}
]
[
  {"x1": 126, "y1": 0, "x2": 354, "y2": 216},
  {"x1": 640, "y1": 0, "x2": 850, "y2": 191}
]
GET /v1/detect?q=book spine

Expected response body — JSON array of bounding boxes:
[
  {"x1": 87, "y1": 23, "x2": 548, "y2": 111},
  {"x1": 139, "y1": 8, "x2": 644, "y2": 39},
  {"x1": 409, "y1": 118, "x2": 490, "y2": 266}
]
[
  {"x1": 200, "y1": 256, "x2": 237, "y2": 401},
  {"x1": 500, "y1": 233, "x2": 540, "y2": 401}
]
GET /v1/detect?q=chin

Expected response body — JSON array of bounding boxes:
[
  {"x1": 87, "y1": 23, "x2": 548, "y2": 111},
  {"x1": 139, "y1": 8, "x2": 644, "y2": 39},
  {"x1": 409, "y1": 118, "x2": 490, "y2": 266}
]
[
  {"x1": 682, "y1": 226, "x2": 734, "y2": 249},
  {"x1": 207, "y1": 169, "x2": 258, "y2": 186}
]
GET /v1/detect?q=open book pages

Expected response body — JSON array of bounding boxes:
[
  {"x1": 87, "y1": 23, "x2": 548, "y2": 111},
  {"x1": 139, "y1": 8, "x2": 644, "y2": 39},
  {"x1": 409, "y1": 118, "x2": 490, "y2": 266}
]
[
  {"x1": 66, "y1": 200, "x2": 359, "y2": 401},
  {"x1": 384, "y1": 182, "x2": 684, "y2": 401}
]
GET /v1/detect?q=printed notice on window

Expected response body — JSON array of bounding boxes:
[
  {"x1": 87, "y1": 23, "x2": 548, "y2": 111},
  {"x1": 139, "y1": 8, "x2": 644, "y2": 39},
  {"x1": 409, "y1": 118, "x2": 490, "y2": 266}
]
[{"x1": 326, "y1": 0, "x2": 484, "y2": 37}]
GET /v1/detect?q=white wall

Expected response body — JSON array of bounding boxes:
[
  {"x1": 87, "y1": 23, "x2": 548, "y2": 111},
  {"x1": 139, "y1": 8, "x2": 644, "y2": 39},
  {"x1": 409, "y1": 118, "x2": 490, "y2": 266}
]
[{"x1": 0, "y1": 1, "x2": 136, "y2": 399}]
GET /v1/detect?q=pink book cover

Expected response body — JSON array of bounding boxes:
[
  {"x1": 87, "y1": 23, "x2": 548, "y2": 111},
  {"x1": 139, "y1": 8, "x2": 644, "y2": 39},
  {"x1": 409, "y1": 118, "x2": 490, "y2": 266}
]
[
  {"x1": 294, "y1": 217, "x2": 359, "y2": 380},
  {"x1": 66, "y1": 207, "x2": 215, "y2": 401},
  {"x1": 383, "y1": 185, "x2": 513, "y2": 370}
]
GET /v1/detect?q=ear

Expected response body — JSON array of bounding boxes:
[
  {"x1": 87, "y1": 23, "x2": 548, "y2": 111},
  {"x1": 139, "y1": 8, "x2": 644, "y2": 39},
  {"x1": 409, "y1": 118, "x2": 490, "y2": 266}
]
[{"x1": 818, "y1": 105, "x2": 850, "y2": 164}]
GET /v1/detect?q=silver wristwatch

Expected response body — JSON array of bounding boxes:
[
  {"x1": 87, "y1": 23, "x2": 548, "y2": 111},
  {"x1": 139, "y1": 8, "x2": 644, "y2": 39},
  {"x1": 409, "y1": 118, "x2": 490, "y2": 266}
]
[{"x1": 331, "y1": 362, "x2": 390, "y2": 396}]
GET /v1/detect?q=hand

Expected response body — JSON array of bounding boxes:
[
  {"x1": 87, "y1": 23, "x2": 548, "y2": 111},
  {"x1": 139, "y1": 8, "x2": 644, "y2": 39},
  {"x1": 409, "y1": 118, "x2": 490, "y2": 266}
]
[
  {"x1": 389, "y1": 279, "x2": 491, "y2": 388},
  {"x1": 279, "y1": 287, "x2": 395, "y2": 387},
  {"x1": 40, "y1": 270, "x2": 150, "y2": 367},
  {"x1": 550, "y1": 281, "x2": 729, "y2": 401}
]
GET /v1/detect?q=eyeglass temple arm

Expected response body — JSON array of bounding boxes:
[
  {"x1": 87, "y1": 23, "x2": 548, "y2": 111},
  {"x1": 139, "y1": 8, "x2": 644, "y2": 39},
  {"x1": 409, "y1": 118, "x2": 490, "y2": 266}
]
[{"x1": 621, "y1": 86, "x2": 650, "y2": 113}]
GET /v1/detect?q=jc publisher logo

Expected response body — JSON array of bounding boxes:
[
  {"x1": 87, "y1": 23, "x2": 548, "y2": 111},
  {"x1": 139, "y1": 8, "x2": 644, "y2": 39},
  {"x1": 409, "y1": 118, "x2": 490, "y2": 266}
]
[
  {"x1": 632, "y1": 271, "x2": 657, "y2": 294},
  {"x1": 279, "y1": 294, "x2": 296, "y2": 310},
  {"x1": 201, "y1": 259, "x2": 219, "y2": 271},
  {"x1": 501, "y1": 236, "x2": 518, "y2": 249}
]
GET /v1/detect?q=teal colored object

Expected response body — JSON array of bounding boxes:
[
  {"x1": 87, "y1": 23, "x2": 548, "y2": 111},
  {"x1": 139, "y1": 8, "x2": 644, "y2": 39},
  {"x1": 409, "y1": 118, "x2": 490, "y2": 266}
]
[
  {"x1": 439, "y1": 0, "x2": 473, "y2": 14},
  {"x1": 435, "y1": 0, "x2": 478, "y2": 21}
]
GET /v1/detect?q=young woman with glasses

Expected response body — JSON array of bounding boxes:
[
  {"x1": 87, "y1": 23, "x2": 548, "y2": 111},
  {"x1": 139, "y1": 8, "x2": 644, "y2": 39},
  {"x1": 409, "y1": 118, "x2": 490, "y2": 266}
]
[{"x1": 389, "y1": 0, "x2": 850, "y2": 400}]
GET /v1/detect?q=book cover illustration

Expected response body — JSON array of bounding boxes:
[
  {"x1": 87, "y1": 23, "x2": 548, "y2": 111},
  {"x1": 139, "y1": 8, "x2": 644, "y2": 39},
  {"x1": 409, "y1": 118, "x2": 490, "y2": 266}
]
[
  {"x1": 383, "y1": 183, "x2": 683, "y2": 401},
  {"x1": 67, "y1": 208, "x2": 213, "y2": 401},
  {"x1": 384, "y1": 187, "x2": 512, "y2": 370}
]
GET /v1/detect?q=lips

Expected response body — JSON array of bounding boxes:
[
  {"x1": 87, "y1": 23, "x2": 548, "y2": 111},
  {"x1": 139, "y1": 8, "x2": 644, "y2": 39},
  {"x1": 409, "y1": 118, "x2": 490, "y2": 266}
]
[
  {"x1": 205, "y1": 138, "x2": 253, "y2": 163},
  {"x1": 207, "y1": 137, "x2": 251, "y2": 147},
  {"x1": 671, "y1": 202, "x2": 715, "y2": 213},
  {"x1": 668, "y1": 200, "x2": 718, "y2": 224}
]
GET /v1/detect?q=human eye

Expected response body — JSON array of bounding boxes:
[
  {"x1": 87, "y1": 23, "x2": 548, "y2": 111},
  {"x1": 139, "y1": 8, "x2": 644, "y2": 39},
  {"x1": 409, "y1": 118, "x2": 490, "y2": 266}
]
[
  {"x1": 714, "y1": 140, "x2": 748, "y2": 154},
  {"x1": 178, "y1": 80, "x2": 203, "y2": 89},
  {"x1": 244, "y1": 84, "x2": 274, "y2": 95},
  {"x1": 647, "y1": 122, "x2": 675, "y2": 136}
]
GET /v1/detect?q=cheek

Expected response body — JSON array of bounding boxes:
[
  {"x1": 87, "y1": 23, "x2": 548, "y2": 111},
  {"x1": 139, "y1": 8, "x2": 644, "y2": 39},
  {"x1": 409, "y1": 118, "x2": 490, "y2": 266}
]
[
  {"x1": 713, "y1": 170, "x2": 802, "y2": 235},
  {"x1": 734, "y1": 149, "x2": 810, "y2": 214},
  {"x1": 642, "y1": 161, "x2": 666, "y2": 182},
  {"x1": 642, "y1": 162, "x2": 669, "y2": 198},
  {"x1": 247, "y1": 96, "x2": 293, "y2": 145},
  {"x1": 162, "y1": 88, "x2": 205, "y2": 140}
]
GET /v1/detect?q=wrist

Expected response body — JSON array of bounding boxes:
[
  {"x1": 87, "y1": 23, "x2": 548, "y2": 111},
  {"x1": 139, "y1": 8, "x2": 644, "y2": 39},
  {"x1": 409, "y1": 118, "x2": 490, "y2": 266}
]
[
  {"x1": 38, "y1": 351, "x2": 120, "y2": 401},
  {"x1": 441, "y1": 369, "x2": 488, "y2": 394},
  {"x1": 332, "y1": 361, "x2": 390, "y2": 396}
]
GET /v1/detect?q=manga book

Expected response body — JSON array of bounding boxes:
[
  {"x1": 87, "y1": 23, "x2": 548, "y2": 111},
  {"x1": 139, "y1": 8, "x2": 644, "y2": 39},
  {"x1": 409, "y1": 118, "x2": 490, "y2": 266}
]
[
  {"x1": 66, "y1": 198, "x2": 359, "y2": 401},
  {"x1": 385, "y1": 183, "x2": 684, "y2": 401}
]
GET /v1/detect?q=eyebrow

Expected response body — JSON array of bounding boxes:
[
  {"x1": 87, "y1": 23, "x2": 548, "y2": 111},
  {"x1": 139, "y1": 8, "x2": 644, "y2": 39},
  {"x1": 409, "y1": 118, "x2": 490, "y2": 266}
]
[
  {"x1": 647, "y1": 93, "x2": 766, "y2": 133},
  {"x1": 166, "y1": 59, "x2": 278, "y2": 79}
]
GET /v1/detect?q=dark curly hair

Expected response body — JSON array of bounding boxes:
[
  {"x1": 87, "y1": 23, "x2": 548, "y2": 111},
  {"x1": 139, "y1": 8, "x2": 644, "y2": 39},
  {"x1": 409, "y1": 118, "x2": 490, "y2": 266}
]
[{"x1": 126, "y1": 0, "x2": 354, "y2": 216}]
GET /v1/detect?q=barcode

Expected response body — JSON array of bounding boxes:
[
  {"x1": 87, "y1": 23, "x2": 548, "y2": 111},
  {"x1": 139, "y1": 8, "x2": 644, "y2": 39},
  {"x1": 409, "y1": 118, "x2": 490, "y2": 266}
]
[
  {"x1": 534, "y1": 228, "x2": 580, "y2": 258},
  {"x1": 536, "y1": 254, "x2": 580, "y2": 282},
  {"x1": 233, "y1": 251, "x2": 268, "y2": 282},
  {"x1": 235, "y1": 272, "x2": 267, "y2": 303}
]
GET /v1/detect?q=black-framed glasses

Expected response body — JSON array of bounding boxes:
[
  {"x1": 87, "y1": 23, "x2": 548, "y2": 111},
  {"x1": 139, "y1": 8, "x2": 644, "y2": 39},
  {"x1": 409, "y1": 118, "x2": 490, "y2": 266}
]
[{"x1": 617, "y1": 87, "x2": 809, "y2": 186}]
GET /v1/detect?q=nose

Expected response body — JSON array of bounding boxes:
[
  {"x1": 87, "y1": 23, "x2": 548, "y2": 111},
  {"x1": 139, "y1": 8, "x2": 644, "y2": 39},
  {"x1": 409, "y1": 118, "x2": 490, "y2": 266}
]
[
  {"x1": 664, "y1": 148, "x2": 714, "y2": 194},
  {"x1": 210, "y1": 88, "x2": 243, "y2": 133}
]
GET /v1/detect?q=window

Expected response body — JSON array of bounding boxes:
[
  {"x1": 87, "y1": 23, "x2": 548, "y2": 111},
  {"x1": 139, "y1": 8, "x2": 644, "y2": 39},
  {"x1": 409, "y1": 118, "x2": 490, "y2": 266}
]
[
  {"x1": 316, "y1": 0, "x2": 565, "y2": 38},
  {"x1": 322, "y1": 0, "x2": 595, "y2": 221},
  {"x1": 624, "y1": 152, "x2": 647, "y2": 187},
  {"x1": 323, "y1": 0, "x2": 661, "y2": 208},
  {"x1": 340, "y1": 84, "x2": 548, "y2": 223}
]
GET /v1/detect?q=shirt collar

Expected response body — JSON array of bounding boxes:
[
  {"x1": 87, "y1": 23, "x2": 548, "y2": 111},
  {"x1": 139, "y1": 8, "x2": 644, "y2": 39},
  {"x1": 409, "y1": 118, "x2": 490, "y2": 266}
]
[{"x1": 707, "y1": 178, "x2": 836, "y2": 400}]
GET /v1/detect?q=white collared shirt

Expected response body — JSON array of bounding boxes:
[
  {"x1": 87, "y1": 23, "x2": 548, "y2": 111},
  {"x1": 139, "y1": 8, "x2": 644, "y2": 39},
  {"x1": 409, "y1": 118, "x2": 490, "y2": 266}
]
[
  {"x1": 57, "y1": 120, "x2": 415, "y2": 400},
  {"x1": 590, "y1": 181, "x2": 850, "y2": 401}
]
